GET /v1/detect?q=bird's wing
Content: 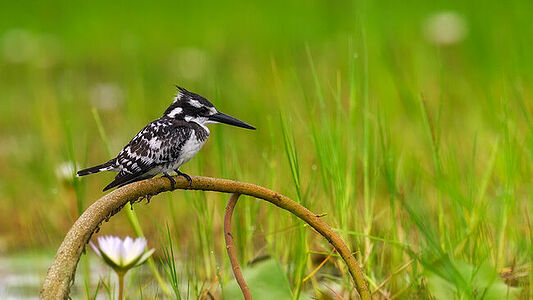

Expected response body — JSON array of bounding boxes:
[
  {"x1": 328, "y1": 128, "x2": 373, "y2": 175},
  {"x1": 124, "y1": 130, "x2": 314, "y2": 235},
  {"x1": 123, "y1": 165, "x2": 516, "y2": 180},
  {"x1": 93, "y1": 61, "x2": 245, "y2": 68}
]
[{"x1": 103, "y1": 119, "x2": 193, "y2": 191}]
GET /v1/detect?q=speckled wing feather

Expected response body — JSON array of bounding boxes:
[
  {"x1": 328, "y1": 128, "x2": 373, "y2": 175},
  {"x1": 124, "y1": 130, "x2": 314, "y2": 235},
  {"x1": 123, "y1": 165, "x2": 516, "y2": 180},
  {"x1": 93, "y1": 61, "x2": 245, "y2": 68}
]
[{"x1": 102, "y1": 118, "x2": 192, "y2": 191}]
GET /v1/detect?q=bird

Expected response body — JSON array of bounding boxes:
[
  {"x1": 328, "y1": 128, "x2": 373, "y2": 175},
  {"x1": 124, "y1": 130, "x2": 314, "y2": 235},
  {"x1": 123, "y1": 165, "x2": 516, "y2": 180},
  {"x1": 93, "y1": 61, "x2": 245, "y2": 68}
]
[{"x1": 77, "y1": 86, "x2": 255, "y2": 191}]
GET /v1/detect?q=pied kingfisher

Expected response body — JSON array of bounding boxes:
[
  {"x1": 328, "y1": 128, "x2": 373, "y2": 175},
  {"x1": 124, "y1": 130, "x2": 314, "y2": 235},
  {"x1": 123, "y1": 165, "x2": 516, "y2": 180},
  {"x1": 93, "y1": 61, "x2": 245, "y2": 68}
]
[{"x1": 77, "y1": 86, "x2": 255, "y2": 191}]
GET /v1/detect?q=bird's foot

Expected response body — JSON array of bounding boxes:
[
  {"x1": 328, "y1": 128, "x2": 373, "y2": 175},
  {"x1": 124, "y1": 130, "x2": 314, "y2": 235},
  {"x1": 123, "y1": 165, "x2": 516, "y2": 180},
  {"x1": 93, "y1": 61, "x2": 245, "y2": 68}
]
[
  {"x1": 175, "y1": 169, "x2": 192, "y2": 186},
  {"x1": 163, "y1": 172, "x2": 176, "y2": 190}
]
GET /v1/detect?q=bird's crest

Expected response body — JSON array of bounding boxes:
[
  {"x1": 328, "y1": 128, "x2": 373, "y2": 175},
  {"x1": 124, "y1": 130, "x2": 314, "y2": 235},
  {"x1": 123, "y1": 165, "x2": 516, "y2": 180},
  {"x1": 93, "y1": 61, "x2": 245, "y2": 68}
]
[
  {"x1": 173, "y1": 85, "x2": 188, "y2": 103},
  {"x1": 171, "y1": 85, "x2": 214, "y2": 107}
]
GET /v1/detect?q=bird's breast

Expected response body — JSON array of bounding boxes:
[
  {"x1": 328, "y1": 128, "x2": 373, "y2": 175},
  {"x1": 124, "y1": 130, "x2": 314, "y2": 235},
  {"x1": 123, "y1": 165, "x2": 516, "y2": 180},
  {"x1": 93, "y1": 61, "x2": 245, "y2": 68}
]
[{"x1": 177, "y1": 130, "x2": 208, "y2": 166}]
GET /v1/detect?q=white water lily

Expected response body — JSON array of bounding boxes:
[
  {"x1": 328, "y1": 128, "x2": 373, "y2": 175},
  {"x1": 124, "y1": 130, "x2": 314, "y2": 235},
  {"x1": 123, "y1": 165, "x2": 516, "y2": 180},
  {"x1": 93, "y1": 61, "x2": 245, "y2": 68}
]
[
  {"x1": 91, "y1": 236, "x2": 155, "y2": 300},
  {"x1": 91, "y1": 236, "x2": 154, "y2": 272}
]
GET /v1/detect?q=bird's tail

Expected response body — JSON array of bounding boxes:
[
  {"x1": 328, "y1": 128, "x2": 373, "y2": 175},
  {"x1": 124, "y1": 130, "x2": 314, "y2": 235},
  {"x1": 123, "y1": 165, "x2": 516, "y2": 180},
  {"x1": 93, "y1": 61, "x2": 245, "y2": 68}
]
[{"x1": 77, "y1": 161, "x2": 116, "y2": 177}]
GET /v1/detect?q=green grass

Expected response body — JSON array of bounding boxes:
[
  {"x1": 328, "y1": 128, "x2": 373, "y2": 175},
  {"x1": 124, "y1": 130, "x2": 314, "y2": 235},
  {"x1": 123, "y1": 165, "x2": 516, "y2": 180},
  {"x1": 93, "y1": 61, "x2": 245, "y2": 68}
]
[{"x1": 1, "y1": 0, "x2": 533, "y2": 298}]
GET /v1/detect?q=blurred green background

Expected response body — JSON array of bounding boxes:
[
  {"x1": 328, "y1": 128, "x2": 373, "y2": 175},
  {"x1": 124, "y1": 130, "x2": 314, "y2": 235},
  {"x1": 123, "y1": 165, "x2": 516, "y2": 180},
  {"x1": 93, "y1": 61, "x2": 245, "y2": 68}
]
[{"x1": 1, "y1": 0, "x2": 532, "y2": 298}]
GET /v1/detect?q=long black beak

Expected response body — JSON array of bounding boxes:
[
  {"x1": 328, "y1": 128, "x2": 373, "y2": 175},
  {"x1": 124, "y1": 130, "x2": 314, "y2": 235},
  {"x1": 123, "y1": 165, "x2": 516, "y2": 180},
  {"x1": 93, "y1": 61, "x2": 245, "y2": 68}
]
[{"x1": 209, "y1": 112, "x2": 256, "y2": 130}]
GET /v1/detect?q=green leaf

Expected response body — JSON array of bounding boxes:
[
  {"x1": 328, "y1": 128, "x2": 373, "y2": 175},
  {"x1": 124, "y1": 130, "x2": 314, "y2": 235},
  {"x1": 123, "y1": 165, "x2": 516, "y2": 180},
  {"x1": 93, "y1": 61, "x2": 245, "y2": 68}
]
[{"x1": 223, "y1": 259, "x2": 295, "y2": 300}]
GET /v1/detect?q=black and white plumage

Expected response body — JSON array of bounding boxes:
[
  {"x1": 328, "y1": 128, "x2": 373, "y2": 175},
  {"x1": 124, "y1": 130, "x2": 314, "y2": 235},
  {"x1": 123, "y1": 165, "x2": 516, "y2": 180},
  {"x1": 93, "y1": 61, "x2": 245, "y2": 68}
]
[{"x1": 77, "y1": 86, "x2": 255, "y2": 191}]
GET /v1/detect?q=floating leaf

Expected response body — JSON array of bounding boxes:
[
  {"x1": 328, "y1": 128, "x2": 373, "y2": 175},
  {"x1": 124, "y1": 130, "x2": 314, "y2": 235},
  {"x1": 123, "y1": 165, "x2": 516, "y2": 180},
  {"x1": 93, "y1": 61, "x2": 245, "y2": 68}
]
[{"x1": 223, "y1": 258, "x2": 295, "y2": 300}]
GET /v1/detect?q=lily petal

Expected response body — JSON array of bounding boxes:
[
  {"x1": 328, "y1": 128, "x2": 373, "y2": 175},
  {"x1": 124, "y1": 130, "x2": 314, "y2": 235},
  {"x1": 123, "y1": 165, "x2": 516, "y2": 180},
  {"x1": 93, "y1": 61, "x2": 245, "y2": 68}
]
[
  {"x1": 92, "y1": 235, "x2": 154, "y2": 272},
  {"x1": 99, "y1": 249, "x2": 122, "y2": 270},
  {"x1": 97, "y1": 236, "x2": 122, "y2": 265},
  {"x1": 135, "y1": 248, "x2": 155, "y2": 267},
  {"x1": 122, "y1": 237, "x2": 146, "y2": 266}
]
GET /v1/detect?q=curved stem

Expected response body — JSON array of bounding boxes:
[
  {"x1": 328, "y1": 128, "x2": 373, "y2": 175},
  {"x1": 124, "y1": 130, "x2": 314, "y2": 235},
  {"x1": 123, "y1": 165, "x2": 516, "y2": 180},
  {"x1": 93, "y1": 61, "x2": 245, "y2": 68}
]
[
  {"x1": 224, "y1": 193, "x2": 252, "y2": 300},
  {"x1": 40, "y1": 176, "x2": 370, "y2": 300}
]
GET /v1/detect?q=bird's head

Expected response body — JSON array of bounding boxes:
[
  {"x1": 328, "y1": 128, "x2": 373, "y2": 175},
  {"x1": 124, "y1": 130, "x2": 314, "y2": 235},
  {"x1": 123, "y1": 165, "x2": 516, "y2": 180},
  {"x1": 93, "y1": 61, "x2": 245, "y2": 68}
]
[{"x1": 164, "y1": 86, "x2": 255, "y2": 130}]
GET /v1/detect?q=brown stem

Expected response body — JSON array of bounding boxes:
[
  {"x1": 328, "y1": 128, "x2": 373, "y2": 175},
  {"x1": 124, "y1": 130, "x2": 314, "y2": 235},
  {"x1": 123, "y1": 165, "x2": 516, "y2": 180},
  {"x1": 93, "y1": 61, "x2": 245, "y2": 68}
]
[
  {"x1": 224, "y1": 193, "x2": 252, "y2": 300},
  {"x1": 40, "y1": 176, "x2": 370, "y2": 300}
]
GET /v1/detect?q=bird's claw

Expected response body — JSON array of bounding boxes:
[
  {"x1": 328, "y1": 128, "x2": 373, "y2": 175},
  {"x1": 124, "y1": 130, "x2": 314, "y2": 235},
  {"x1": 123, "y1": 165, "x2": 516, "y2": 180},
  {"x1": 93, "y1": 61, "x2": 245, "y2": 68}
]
[
  {"x1": 175, "y1": 170, "x2": 192, "y2": 186},
  {"x1": 163, "y1": 172, "x2": 176, "y2": 190}
]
